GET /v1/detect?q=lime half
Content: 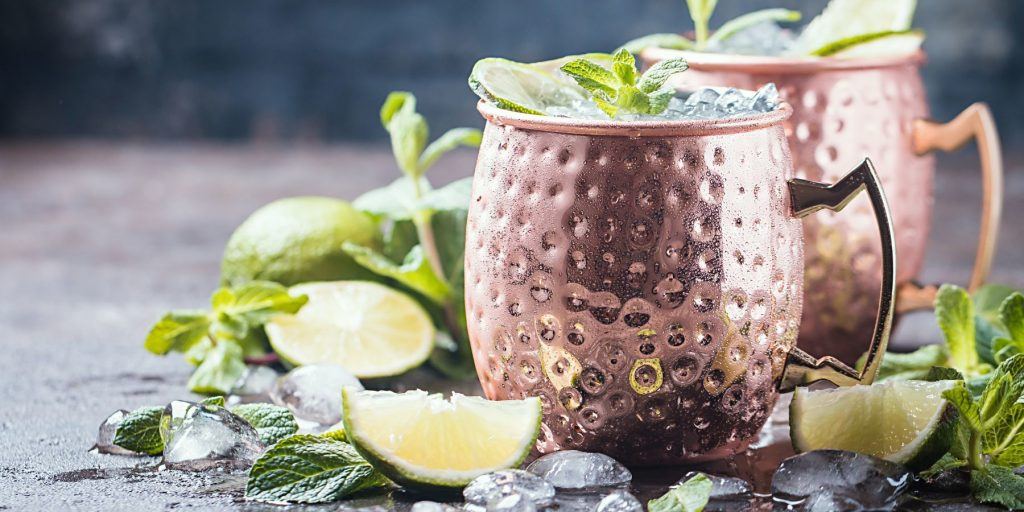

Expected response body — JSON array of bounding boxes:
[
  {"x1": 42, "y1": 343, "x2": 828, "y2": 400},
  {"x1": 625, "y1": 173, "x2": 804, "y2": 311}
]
[
  {"x1": 789, "y1": 0, "x2": 918, "y2": 56},
  {"x1": 266, "y1": 281, "x2": 433, "y2": 378},
  {"x1": 342, "y1": 389, "x2": 541, "y2": 490},
  {"x1": 790, "y1": 379, "x2": 957, "y2": 470}
]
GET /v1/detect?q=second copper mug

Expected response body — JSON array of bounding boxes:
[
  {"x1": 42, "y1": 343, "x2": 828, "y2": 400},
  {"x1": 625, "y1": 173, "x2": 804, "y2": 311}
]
[
  {"x1": 465, "y1": 100, "x2": 896, "y2": 464},
  {"x1": 641, "y1": 48, "x2": 1004, "y2": 364}
]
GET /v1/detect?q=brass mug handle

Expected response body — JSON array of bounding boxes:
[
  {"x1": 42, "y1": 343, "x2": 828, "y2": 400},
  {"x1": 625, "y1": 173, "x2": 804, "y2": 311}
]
[
  {"x1": 779, "y1": 159, "x2": 897, "y2": 390},
  {"x1": 898, "y1": 103, "x2": 1004, "y2": 312}
]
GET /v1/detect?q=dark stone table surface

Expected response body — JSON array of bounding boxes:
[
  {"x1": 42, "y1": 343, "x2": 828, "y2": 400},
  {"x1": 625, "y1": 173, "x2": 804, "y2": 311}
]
[{"x1": 1, "y1": 142, "x2": 1021, "y2": 510}]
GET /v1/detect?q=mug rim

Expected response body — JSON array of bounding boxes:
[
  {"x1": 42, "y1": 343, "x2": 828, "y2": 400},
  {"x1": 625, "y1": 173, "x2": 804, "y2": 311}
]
[
  {"x1": 639, "y1": 47, "x2": 926, "y2": 74},
  {"x1": 477, "y1": 100, "x2": 793, "y2": 137}
]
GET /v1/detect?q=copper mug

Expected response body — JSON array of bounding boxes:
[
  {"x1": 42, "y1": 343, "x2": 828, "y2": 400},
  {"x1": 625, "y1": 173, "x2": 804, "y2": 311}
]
[
  {"x1": 465, "y1": 100, "x2": 897, "y2": 464},
  {"x1": 640, "y1": 49, "x2": 1004, "y2": 364}
]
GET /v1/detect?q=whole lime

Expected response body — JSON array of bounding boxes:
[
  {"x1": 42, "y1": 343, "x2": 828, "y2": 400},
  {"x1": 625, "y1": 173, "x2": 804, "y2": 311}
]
[{"x1": 221, "y1": 197, "x2": 378, "y2": 287}]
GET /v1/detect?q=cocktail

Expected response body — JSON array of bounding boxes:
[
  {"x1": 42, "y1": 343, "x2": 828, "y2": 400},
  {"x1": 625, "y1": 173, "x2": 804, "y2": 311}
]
[
  {"x1": 634, "y1": 0, "x2": 1004, "y2": 364},
  {"x1": 464, "y1": 51, "x2": 896, "y2": 464}
]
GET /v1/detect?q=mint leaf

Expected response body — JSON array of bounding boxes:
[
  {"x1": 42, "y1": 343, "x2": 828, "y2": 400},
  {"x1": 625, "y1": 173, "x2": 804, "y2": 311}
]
[
  {"x1": 418, "y1": 128, "x2": 482, "y2": 173},
  {"x1": 859, "y1": 345, "x2": 949, "y2": 382},
  {"x1": 201, "y1": 396, "x2": 226, "y2": 407},
  {"x1": 618, "y1": 33, "x2": 695, "y2": 54},
  {"x1": 187, "y1": 339, "x2": 247, "y2": 395},
  {"x1": 320, "y1": 428, "x2": 347, "y2": 442},
  {"x1": 245, "y1": 434, "x2": 389, "y2": 503},
  {"x1": 925, "y1": 366, "x2": 965, "y2": 382},
  {"x1": 354, "y1": 177, "x2": 431, "y2": 221},
  {"x1": 707, "y1": 9, "x2": 801, "y2": 45},
  {"x1": 380, "y1": 92, "x2": 428, "y2": 177},
  {"x1": 417, "y1": 177, "x2": 473, "y2": 214},
  {"x1": 637, "y1": 59, "x2": 689, "y2": 94},
  {"x1": 649, "y1": 472, "x2": 712, "y2": 512},
  {"x1": 936, "y1": 284, "x2": 987, "y2": 375},
  {"x1": 560, "y1": 59, "x2": 619, "y2": 96},
  {"x1": 212, "y1": 281, "x2": 308, "y2": 327},
  {"x1": 970, "y1": 465, "x2": 1024, "y2": 509},
  {"x1": 919, "y1": 452, "x2": 967, "y2": 479},
  {"x1": 993, "y1": 293, "x2": 1024, "y2": 363},
  {"x1": 112, "y1": 406, "x2": 164, "y2": 455},
  {"x1": 561, "y1": 50, "x2": 687, "y2": 118},
  {"x1": 231, "y1": 404, "x2": 299, "y2": 445},
  {"x1": 944, "y1": 383, "x2": 982, "y2": 432},
  {"x1": 342, "y1": 243, "x2": 449, "y2": 304},
  {"x1": 144, "y1": 310, "x2": 211, "y2": 355}
]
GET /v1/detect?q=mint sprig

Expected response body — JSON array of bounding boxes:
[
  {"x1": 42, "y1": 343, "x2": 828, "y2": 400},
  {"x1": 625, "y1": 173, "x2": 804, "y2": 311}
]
[
  {"x1": 992, "y1": 293, "x2": 1024, "y2": 363},
  {"x1": 686, "y1": 0, "x2": 719, "y2": 47},
  {"x1": 648, "y1": 472, "x2": 712, "y2": 512},
  {"x1": 937, "y1": 355, "x2": 1024, "y2": 508},
  {"x1": 344, "y1": 92, "x2": 481, "y2": 379},
  {"x1": 144, "y1": 281, "x2": 307, "y2": 395},
  {"x1": 560, "y1": 49, "x2": 688, "y2": 118},
  {"x1": 245, "y1": 434, "x2": 389, "y2": 503}
]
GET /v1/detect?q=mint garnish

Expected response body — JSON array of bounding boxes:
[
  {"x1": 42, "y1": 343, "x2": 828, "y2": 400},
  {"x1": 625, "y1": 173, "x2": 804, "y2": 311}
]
[
  {"x1": 344, "y1": 92, "x2": 481, "y2": 379},
  {"x1": 230, "y1": 404, "x2": 299, "y2": 445},
  {"x1": 619, "y1": 3, "x2": 799, "y2": 53},
  {"x1": 200, "y1": 396, "x2": 226, "y2": 407},
  {"x1": 245, "y1": 434, "x2": 389, "y2": 503},
  {"x1": 112, "y1": 406, "x2": 164, "y2": 455},
  {"x1": 143, "y1": 281, "x2": 307, "y2": 395},
  {"x1": 936, "y1": 355, "x2": 1024, "y2": 508},
  {"x1": 992, "y1": 293, "x2": 1024, "y2": 363},
  {"x1": 559, "y1": 49, "x2": 688, "y2": 118},
  {"x1": 648, "y1": 472, "x2": 712, "y2": 512},
  {"x1": 936, "y1": 284, "x2": 990, "y2": 376}
]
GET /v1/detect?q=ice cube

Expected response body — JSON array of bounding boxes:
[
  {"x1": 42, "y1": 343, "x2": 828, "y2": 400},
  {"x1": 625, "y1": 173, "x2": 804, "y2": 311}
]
[
  {"x1": 526, "y1": 450, "x2": 631, "y2": 490},
  {"x1": 93, "y1": 409, "x2": 136, "y2": 455},
  {"x1": 772, "y1": 450, "x2": 911, "y2": 511},
  {"x1": 713, "y1": 88, "x2": 746, "y2": 115},
  {"x1": 226, "y1": 365, "x2": 279, "y2": 406},
  {"x1": 160, "y1": 400, "x2": 264, "y2": 471},
  {"x1": 706, "y1": 21, "x2": 795, "y2": 56},
  {"x1": 746, "y1": 84, "x2": 781, "y2": 114},
  {"x1": 487, "y1": 493, "x2": 538, "y2": 512},
  {"x1": 680, "y1": 472, "x2": 754, "y2": 511},
  {"x1": 270, "y1": 364, "x2": 363, "y2": 425},
  {"x1": 463, "y1": 470, "x2": 556, "y2": 507},
  {"x1": 596, "y1": 490, "x2": 643, "y2": 512},
  {"x1": 410, "y1": 501, "x2": 461, "y2": 512}
]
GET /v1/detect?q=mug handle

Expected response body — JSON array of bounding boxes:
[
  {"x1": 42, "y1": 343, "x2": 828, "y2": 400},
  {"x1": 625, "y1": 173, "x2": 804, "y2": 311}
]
[
  {"x1": 778, "y1": 159, "x2": 897, "y2": 390},
  {"x1": 897, "y1": 103, "x2": 1004, "y2": 312}
]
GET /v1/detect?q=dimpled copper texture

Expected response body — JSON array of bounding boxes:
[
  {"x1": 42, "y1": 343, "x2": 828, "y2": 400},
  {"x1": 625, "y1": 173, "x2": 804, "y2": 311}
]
[
  {"x1": 466, "y1": 101, "x2": 802, "y2": 464},
  {"x1": 640, "y1": 49, "x2": 933, "y2": 365}
]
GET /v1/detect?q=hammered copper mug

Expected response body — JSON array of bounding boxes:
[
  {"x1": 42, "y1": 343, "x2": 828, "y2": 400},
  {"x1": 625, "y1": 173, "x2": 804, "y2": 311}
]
[
  {"x1": 465, "y1": 100, "x2": 896, "y2": 464},
  {"x1": 639, "y1": 49, "x2": 1004, "y2": 364}
]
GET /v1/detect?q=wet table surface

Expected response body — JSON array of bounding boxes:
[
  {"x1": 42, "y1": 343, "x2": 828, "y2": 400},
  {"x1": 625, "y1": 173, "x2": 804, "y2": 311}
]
[{"x1": 1, "y1": 142, "x2": 1022, "y2": 510}]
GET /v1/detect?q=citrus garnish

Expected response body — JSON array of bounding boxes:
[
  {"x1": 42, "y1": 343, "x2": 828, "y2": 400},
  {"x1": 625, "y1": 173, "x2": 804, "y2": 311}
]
[
  {"x1": 788, "y1": 0, "x2": 918, "y2": 56},
  {"x1": 342, "y1": 389, "x2": 542, "y2": 490},
  {"x1": 265, "y1": 281, "x2": 434, "y2": 378},
  {"x1": 814, "y1": 30, "x2": 925, "y2": 58},
  {"x1": 790, "y1": 379, "x2": 958, "y2": 470}
]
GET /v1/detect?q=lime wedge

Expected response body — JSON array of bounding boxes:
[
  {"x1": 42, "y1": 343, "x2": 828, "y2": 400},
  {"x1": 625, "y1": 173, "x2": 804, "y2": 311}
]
[
  {"x1": 790, "y1": 380, "x2": 958, "y2": 470},
  {"x1": 342, "y1": 389, "x2": 541, "y2": 490},
  {"x1": 815, "y1": 30, "x2": 925, "y2": 58},
  {"x1": 789, "y1": 0, "x2": 918, "y2": 56},
  {"x1": 266, "y1": 281, "x2": 434, "y2": 378},
  {"x1": 468, "y1": 54, "x2": 613, "y2": 116}
]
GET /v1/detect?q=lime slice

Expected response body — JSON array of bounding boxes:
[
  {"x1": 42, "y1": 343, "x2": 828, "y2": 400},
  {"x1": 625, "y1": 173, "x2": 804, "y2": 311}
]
[
  {"x1": 789, "y1": 0, "x2": 918, "y2": 56},
  {"x1": 342, "y1": 389, "x2": 541, "y2": 490},
  {"x1": 790, "y1": 379, "x2": 958, "y2": 470},
  {"x1": 816, "y1": 30, "x2": 925, "y2": 58},
  {"x1": 266, "y1": 281, "x2": 434, "y2": 378},
  {"x1": 468, "y1": 54, "x2": 613, "y2": 116}
]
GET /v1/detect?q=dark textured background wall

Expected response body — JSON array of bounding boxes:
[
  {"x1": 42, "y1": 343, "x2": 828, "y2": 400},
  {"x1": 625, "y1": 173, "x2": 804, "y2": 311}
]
[{"x1": 1, "y1": 0, "x2": 1021, "y2": 143}]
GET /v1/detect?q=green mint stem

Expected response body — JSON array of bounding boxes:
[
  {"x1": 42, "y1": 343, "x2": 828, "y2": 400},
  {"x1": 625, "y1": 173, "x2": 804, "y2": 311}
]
[
  {"x1": 695, "y1": 24, "x2": 708, "y2": 49},
  {"x1": 409, "y1": 182, "x2": 447, "y2": 284},
  {"x1": 969, "y1": 430, "x2": 985, "y2": 470}
]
